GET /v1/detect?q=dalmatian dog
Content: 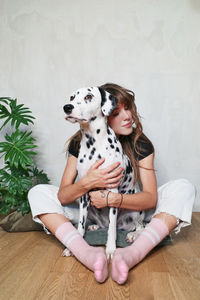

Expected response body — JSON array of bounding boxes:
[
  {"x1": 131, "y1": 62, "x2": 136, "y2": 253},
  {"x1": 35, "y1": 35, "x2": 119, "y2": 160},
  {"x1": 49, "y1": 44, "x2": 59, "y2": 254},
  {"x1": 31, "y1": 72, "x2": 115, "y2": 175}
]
[{"x1": 63, "y1": 87, "x2": 145, "y2": 259}]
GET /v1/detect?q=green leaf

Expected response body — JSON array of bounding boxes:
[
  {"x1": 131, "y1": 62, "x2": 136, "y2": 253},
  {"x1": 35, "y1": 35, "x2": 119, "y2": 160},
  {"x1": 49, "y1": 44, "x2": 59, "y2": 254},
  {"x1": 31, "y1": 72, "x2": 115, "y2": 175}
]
[
  {"x1": 29, "y1": 167, "x2": 50, "y2": 186},
  {"x1": 17, "y1": 199, "x2": 31, "y2": 215},
  {"x1": 0, "y1": 98, "x2": 35, "y2": 130},
  {"x1": 0, "y1": 97, "x2": 10, "y2": 106},
  {"x1": 0, "y1": 166, "x2": 32, "y2": 195},
  {"x1": 0, "y1": 130, "x2": 37, "y2": 169},
  {"x1": 0, "y1": 201, "x2": 11, "y2": 214}
]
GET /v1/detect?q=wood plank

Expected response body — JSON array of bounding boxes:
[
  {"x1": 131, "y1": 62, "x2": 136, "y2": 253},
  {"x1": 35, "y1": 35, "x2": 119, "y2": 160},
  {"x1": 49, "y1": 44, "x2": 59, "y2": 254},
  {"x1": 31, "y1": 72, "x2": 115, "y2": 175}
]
[
  {"x1": 0, "y1": 212, "x2": 199, "y2": 300},
  {"x1": 129, "y1": 260, "x2": 154, "y2": 299},
  {"x1": 0, "y1": 239, "x2": 59, "y2": 299},
  {"x1": 168, "y1": 274, "x2": 200, "y2": 300},
  {"x1": 151, "y1": 272, "x2": 176, "y2": 299}
]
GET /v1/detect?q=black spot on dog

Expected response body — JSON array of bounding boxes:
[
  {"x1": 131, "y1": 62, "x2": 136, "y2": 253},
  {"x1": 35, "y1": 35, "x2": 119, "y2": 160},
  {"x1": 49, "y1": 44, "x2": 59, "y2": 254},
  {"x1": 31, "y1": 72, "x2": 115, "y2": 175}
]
[
  {"x1": 126, "y1": 216, "x2": 133, "y2": 224},
  {"x1": 122, "y1": 185, "x2": 127, "y2": 189},
  {"x1": 91, "y1": 116, "x2": 97, "y2": 121},
  {"x1": 80, "y1": 159, "x2": 84, "y2": 163},
  {"x1": 113, "y1": 208, "x2": 117, "y2": 215},
  {"x1": 70, "y1": 95, "x2": 75, "y2": 101},
  {"x1": 109, "y1": 94, "x2": 117, "y2": 105},
  {"x1": 89, "y1": 155, "x2": 92, "y2": 160},
  {"x1": 126, "y1": 160, "x2": 133, "y2": 174},
  {"x1": 84, "y1": 154, "x2": 86, "y2": 158},
  {"x1": 90, "y1": 137, "x2": 95, "y2": 146},
  {"x1": 107, "y1": 127, "x2": 112, "y2": 135},
  {"x1": 83, "y1": 197, "x2": 88, "y2": 209},
  {"x1": 115, "y1": 147, "x2": 120, "y2": 152},
  {"x1": 124, "y1": 175, "x2": 128, "y2": 182},
  {"x1": 88, "y1": 88, "x2": 91, "y2": 92},
  {"x1": 128, "y1": 177, "x2": 132, "y2": 183},
  {"x1": 98, "y1": 154, "x2": 102, "y2": 159},
  {"x1": 132, "y1": 189, "x2": 135, "y2": 194},
  {"x1": 81, "y1": 216, "x2": 85, "y2": 229},
  {"x1": 110, "y1": 144, "x2": 115, "y2": 149},
  {"x1": 85, "y1": 134, "x2": 96, "y2": 147},
  {"x1": 120, "y1": 190, "x2": 126, "y2": 194},
  {"x1": 90, "y1": 147, "x2": 96, "y2": 157},
  {"x1": 96, "y1": 129, "x2": 100, "y2": 134},
  {"x1": 108, "y1": 138, "x2": 112, "y2": 144},
  {"x1": 128, "y1": 189, "x2": 132, "y2": 193},
  {"x1": 99, "y1": 88, "x2": 106, "y2": 107},
  {"x1": 139, "y1": 211, "x2": 143, "y2": 215}
]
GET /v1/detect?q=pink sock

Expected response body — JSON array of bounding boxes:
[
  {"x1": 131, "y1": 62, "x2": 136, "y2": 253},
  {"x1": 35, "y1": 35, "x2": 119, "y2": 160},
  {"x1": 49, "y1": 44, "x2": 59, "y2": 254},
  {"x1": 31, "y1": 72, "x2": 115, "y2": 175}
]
[
  {"x1": 111, "y1": 218, "x2": 169, "y2": 284},
  {"x1": 55, "y1": 222, "x2": 108, "y2": 283}
]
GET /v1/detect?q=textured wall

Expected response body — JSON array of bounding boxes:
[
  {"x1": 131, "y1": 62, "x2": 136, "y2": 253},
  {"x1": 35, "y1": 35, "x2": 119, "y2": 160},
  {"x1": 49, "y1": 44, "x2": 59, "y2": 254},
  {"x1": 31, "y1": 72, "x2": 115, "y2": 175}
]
[{"x1": 0, "y1": 0, "x2": 199, "y2": 210}]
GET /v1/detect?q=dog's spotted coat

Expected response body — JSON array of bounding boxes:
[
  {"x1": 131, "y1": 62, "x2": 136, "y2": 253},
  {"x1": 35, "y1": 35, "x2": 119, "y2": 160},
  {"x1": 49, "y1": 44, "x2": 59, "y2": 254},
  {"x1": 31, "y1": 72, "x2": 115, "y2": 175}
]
[{"x1": 63, "y1": 87, "x2": 144, "y2": 258}]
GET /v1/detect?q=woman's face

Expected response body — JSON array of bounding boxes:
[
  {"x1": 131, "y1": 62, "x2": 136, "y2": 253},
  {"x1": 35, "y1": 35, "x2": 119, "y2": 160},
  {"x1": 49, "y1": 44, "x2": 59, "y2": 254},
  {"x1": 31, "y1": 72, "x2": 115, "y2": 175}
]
[{"x1": 108, "y1": 103, "x2": 133, "y2": 136}]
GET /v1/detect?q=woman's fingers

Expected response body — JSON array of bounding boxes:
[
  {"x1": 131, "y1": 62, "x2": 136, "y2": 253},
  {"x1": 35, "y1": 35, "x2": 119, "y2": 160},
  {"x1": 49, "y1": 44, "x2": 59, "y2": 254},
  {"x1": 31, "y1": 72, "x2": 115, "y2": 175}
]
[
  {"x1": 91, "y1": 158, "x2": 105, "y2": 169},
  {"x1": 103, "y1": 162, "x2": 121, "y2": 173},
  {"x1": 105, "y1": 167, "x2": 124, "y2": 180},
  {"x1": 107, "y1": 173, "x2": 124, "y2": 183},
  {"x1": 106, "y1": 181, "x2": 121, "y2": 188}
]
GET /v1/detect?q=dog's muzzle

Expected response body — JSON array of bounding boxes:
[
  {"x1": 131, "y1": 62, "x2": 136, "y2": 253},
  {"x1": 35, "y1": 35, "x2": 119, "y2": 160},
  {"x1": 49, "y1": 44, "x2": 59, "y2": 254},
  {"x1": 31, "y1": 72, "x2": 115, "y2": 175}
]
[{"x1": 63, "y1": 104, "x2": 74, "y2": 114}]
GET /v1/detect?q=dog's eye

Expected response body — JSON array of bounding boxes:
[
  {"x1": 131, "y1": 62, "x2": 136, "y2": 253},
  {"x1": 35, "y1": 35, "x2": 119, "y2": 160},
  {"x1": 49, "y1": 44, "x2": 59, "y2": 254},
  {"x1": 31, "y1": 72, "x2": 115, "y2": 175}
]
[
  {"x1": 70, "y1": 95, "x2": 75, "y2": 101},
  {"x1": 84, "y1": 94, "x2": 93, "y2": 101}
]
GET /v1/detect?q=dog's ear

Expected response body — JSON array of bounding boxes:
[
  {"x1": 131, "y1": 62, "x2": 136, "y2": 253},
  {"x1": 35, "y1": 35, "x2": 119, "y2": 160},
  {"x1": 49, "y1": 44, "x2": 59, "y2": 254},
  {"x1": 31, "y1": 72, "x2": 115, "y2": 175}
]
[{"x1": 98, "y1": 87, "x2": 118, "y2": 116}]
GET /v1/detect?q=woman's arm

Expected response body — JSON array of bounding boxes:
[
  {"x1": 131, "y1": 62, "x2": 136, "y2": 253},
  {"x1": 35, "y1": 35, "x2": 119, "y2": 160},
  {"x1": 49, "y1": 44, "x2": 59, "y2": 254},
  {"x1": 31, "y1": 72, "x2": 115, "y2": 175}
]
[
  {"x1": 89, "y1": 153, "x2": 157, "y2": 211},
  {"x1": 57, "y1": 155, "x2": 124, "y2": 205}
]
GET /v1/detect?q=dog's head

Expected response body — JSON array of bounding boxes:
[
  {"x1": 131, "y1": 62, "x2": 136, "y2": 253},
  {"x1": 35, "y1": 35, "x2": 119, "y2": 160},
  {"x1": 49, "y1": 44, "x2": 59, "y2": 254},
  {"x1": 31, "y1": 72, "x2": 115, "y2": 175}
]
[{"x1": 63, "y1": 87, "x2": 118, "y2": 124}]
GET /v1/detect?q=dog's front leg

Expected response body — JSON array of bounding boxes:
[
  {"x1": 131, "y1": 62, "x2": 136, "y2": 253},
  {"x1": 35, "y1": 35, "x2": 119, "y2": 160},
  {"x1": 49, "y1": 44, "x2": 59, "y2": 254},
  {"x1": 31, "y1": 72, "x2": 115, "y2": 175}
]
[
  {"x1": 106, "y1": 207, "x2": 118, "y2": 260},
  {"x1": 78, "y1": 193, "x2": 90, "y2": 237}
]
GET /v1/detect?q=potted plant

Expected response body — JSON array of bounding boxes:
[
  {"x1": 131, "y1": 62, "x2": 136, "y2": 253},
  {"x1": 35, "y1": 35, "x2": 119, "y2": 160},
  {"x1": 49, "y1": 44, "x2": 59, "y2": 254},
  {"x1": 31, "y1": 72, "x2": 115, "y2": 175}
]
[{"x1": 0, "y1": 97, "x2": 50, "y2": 218}]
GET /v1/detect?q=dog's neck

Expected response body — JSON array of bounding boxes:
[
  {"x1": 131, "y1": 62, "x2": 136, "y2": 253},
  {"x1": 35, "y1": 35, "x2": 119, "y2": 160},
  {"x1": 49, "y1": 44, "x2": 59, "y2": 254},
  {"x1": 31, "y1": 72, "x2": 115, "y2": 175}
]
[{"x1": 80, "y1": 115, "x2": 109, "y2": 138}]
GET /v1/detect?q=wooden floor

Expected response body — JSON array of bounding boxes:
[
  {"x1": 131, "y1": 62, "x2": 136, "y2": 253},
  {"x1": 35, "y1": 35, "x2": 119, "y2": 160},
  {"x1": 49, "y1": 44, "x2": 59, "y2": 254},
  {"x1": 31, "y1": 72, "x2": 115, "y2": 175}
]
[{"x1": 0, "y1": 213, "x2": 200, "y2": 300}]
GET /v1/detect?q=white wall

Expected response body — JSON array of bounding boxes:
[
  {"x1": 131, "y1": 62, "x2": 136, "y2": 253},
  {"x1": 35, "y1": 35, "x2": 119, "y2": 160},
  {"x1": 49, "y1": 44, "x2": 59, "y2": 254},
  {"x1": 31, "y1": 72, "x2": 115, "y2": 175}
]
[{"x1": 0, "y1": 0, "x2": 199, "y2": 210}]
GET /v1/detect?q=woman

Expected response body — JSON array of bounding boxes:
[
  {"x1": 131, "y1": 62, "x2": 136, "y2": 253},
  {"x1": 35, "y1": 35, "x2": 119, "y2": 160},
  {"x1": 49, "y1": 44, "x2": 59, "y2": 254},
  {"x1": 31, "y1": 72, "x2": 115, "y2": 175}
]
[{"x1": 28, "y1": 83, "x2": 195, "y2": 285}]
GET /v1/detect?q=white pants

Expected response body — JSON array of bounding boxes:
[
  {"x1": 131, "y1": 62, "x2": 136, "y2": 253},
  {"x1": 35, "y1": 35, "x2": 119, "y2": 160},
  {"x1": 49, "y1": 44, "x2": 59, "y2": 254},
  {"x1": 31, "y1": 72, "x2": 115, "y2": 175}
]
[{"x1": 28, "y1": 179, "x2": 196, "y2": 234}]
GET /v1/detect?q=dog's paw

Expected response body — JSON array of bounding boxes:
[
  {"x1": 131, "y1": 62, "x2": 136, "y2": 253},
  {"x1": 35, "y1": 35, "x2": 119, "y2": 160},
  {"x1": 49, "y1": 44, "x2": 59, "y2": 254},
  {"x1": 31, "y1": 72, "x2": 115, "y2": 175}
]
[
  {"x1": 88, "y1": 224, "x2": 100, "y2": 231},
  {"x1": 126, "y1": 227, "x2": 144, "y2": 243},
  {"x1": 106, "y1": 245, "x2": 116, "y2": 260},
  {"x1": 126, "y1": 231, "x2": 138, "y2": 243},
  {"x1": 62, "y1": 248, "x2": 73, "y2": 257}
]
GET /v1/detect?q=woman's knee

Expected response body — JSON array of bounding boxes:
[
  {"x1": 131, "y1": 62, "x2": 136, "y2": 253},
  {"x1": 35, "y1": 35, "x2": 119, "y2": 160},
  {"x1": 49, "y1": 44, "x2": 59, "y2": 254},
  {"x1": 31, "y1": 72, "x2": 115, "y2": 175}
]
[
  {"x1": 166, "y1": 179, "x2": 196, "y2": 205},
  {"x1": 174, "y1": 179, "x2": 196, "y2": 200},
  {"x1": 28, "y1": 184, "x2": 48, "y2": 204},
  {"x1": 28, "y1": 184, "x2": 58, "y2": 201}
]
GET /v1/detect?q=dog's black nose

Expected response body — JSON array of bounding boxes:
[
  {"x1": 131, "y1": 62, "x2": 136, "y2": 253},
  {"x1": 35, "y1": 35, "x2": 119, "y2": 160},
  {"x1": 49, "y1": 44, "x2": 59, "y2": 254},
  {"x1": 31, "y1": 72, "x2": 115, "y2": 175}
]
[{"x1": 63, "y1": 104, "x2": 74, "y2": 114}]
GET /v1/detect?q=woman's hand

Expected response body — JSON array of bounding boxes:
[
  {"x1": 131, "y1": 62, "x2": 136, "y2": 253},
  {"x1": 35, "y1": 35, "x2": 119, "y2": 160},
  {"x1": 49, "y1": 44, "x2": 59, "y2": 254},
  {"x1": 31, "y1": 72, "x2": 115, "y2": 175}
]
[
  {"x1": 82, "y1": 158, "x2": 124, "y2": 190},
  {"x1": 89, "y1": 190, "x2": 114, "y2": 209}
]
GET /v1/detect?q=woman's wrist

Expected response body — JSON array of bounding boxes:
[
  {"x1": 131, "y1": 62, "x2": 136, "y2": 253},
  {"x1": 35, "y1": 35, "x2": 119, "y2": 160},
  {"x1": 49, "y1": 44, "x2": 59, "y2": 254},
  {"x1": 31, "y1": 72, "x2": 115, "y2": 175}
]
[
  {"x1": 107, "y1": 192, "x2": 121, "y2": 207},
  {"x1": 78, "y1": 176, "x2": 91, "y2": 193}
]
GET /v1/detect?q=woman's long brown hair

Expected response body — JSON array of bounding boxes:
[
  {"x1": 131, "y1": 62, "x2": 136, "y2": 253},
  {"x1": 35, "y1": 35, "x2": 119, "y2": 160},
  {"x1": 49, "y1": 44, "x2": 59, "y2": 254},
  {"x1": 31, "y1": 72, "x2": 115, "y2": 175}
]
[{"x1": 66, "y1": 83, "x2": 154, "y2": 184}]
